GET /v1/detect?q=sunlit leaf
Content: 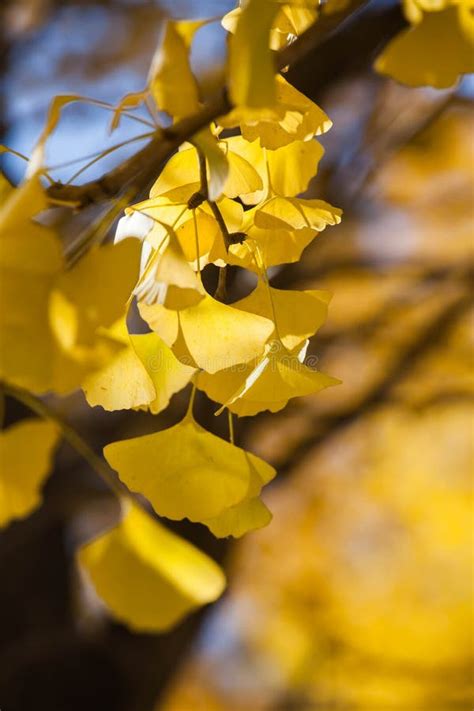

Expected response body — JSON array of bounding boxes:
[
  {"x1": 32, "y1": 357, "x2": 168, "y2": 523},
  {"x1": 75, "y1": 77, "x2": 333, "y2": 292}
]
[
  {"x1": 235, "y1": 280, "x2": 331, "y2": 350},
  {"x1": 0, "y1": 178, "x2": 64, "y2": 393},
  {"x1": 228, "y1": 0, "x2": 280, "y2": 112},
  {"x1": 78, "y1": 502, "x2": 226, "y2": 632},
  {"x1": 0, "y1": 419, "x2": 59, "y2": 528},
  {"x1": 203, "y1": 496, "x2": 272, "y2": 538},
  {"x1": 375, "y1": 6, "x2": 474, "y2": 88},
  {"x1": 254, "y1": 196, "x2": 342, "y2": 231},
  {"x1": 198, "y1": 340, "x2": 340, "y2": 416},
  {"x1": 149, "y1": 20, "x2": 200, "y2": 118},
  {"x1": 192, "y1": 128, "x2": 229, "y2": 202},
  {"x1": 104, "y1": 414, "x2": 275, "y2": 522}
]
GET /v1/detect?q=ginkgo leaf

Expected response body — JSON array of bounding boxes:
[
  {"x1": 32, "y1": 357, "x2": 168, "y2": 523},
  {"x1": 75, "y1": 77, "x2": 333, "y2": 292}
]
[
  {"x1": 78, "y1": 501, "x2": 226, "y2": 632},
  {"x1": 254, "y1": 196, "x2": 342, "y2": 231},
  {"x1": 192, "y1": 128, "x2": 229, "y2": 202},
  {"x1": 220, "y1": 136, "x2": 267, "y2": 204},
  {"x1": 228, "y1": 0, "x2": 280, "y2": 112},
  {"x1": 140, "y1": 292, "x2": 274, "y2": 373},
  {"x1": 203, "y1": 496, "x2": 272, "y2": 538},
  {"x1": 149, "y1": 20, "x2": 200, "y2": 118},
  {"x1": 220, "y1": 75, "x2": 332, "y2": 150},
  {"x1": 244, "y1": 74, "x2": 332, "y2": 148},
  {"x1": 222, "y1": 136, "x2": 324, "y2": 202},
  {"x1": 375, "y1": 6, "x2": 474, "y2": 89},
  {"x1": 138, "y1": 301, "x2": 180, "y2": 347},
  {"x1": 198, "y1": 340, "x2": 340, "y2": 416},
  {"x1": 104, "y1": 414, "x2": 275, "y2": 522},
  {"x1": 175, "y1": 212, "x2": 226, "y2": 268},
  {"x1": 150, "y1": 142, "x2": 262, "y2": 204},
  {"x1": 49, "y1": 239, "x2": 141, "y2": 356},
  {"x1": 125, "y1": 195, "x2": 243, "y2": 269},
  {"x1": 133, "y1": 232, "x2": 205, "y2": 306},
  {"x1": 131, "y1": 331, "x2": 196, "y2": 413},
  {"x1": 82, "y1": 333, "x2": 156, "y2": 412},
  {"x1": 222, "y1": 3, "x2": 316, "y2": 50},
  {"x1": 228, "y1": 224, "x2": 317, "y2": 271},
  {"x1": 150, "y1": 148, "x2": 201, "y2": 203},
  {"x1": 174, "y1": 294, "x2": 275, "y2": 373},
  {"x1": 235, "y1": 280, "x2": 331, "y2": 350},
  {"x1": 0, "y1": 419, "x2": 59, "y2": 528},
  {"x1": 83, "y1": 325, "x2": 193, "y2": 413},
  {"x1": 266, "y1": 139, "x2": 325, "y2": 197},
  {"x1": 0, "y1": 178, "x2": 64, "y2": 393}
]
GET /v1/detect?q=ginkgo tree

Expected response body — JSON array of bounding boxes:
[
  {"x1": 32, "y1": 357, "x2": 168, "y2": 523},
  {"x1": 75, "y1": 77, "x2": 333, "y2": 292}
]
[{"x1": 0, "y1": 0, "x2": 472, "y2": 633}]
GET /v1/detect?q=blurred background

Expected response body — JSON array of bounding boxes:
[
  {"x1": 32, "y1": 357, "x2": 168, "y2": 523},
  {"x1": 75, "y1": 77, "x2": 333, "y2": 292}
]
[{"x1": 0, "y1": 1, "x2": 472, "y2": 710}]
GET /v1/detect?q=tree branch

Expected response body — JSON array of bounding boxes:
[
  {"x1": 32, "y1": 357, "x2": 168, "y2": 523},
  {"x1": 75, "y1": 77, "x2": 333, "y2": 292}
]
[{"x1": 46, "y1": 0, "x2": 369, "y2": 209}]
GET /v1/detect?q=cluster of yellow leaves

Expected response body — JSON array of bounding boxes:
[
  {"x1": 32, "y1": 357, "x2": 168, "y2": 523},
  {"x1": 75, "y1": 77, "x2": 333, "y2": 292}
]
[
  {"x1": 0, "y1": 0, "x2": 344, "y2": 633},
  {"x1": 376, "y1": 0, "x2": 474, "y2": 87}
]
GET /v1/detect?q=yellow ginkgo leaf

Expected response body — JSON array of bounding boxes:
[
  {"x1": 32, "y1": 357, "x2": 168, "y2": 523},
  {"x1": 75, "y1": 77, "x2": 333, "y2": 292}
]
[
  {"x1": 82, "y1": 331, "x2": 156, "y2": 412},
  {"x1": 175, "y1": 294, "x2": 274, "y2": 373},
  {"x1": 192, "y1": 128, "x2": 229, "y2": 202},
  {"x1": 150, "y1": 148, "x2": 201, "y2": 203},
  {"x1": 228, "y1": 0, "x2": 280, "y2": 112},
  {"x1": 266, "y1": 139, "x2": 325, "y2": 197},
  {"x1": 0, "y1": 419, "x2": 59, "y2": 528},
  {"x1": 104, "y1": 414, "x2": 275, "y2": 522},
  {"x1": 203, "y1": 496, "x2": 272, "y2": 538},
  {"x1": 223, "y1": 146, "x2": 264, "y2": 198},
  {"x1": 221, "y1": 75, "x2": 332, "y2": 150},
  {"x1": 254, "y1": 196, "x2": 342, "y2": 231},
  {"x1": 228, "y1": 225, "x2": 317, "y2": 271},
  {"x1": 140, "y1": 292, "x2": 273, "y2": 373},
  {"x1": 83, "y1": 324, "x2": 194, "y2": 413},
  {"x1": 50, "y1": 239, "x2": 141, "y2": 350},
  {"x1": 241, "y1": 75, "x2": 332, "y2": 150},
  {"x1": 148, "y1": 20, "x2": 200, "y2": 118},
  {"x1": 222, "y1": 136, "x2": 267, "y2": 204},
  {"x1": 132, "y1": 331, "x2": 196, "y2": 413},
  {"x1": 150, "y1": 142, "x2": 262, "y2": 204},
  {"x1": 235, "y1": 280, "x2": 331, "y2": 350},
  {"x1": 223, "y1": 3, "x2": 317, "y2": 50},
  {"x1": 126, "y1": 194, "x2": 243, "y2": 269},
  {"x1": 138, "y1": 301, "x2": 180, "y2": 347},
  {"x1": 223, "y1": 136, "x2": 324, "y2": 202},
  {"x1": 78, "y1": 502, "x2": 226, "y2": 632},
  {"x1": 198, "y1": 340, "x2": 340, "y2": 416},
  {"x1": 375, "y1": 6, "x2": 474, "y2": 88},
  {"x1": 0, "y1": 178, "x2": 64, "y2": 393},
  {"x1": 133, "y1": 232, "x2": 205, "y2": 306}
]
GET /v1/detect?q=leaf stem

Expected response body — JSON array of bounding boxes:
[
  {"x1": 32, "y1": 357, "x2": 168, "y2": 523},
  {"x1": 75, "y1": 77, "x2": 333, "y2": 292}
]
[
  {"x1": 228, "y1": 410, "x2": 235, "y2": 445},
  {"x1": 195, "y1": 147, "x2": 230, "y2": 301}
]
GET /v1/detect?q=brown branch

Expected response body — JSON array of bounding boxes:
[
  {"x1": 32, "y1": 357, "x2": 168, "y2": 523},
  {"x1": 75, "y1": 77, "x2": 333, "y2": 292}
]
[{"x1": 46, "y1": 0, "x2": 369, "y2": 209}]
